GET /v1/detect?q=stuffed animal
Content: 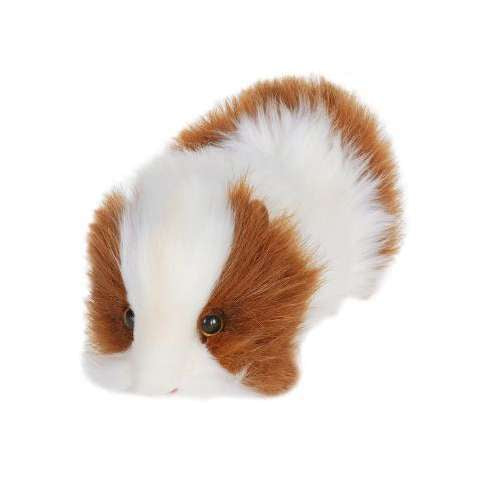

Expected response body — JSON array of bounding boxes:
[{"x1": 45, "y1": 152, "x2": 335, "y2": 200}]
[{"x1": 84, "y1": 76, "x2": 401, "y2": 396}]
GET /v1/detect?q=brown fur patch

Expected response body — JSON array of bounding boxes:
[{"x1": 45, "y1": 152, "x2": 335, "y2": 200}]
[
  {"x1": 86, "y1": 192, "x2": 132, "y2": 354},
  {"x1": 176, "y1": 76, "x2": 401, "y2": 260},
  {"x1": 320, "y1": 81, "x2": 401, "y2": 257},
  {"x1": 199, "y1": 180, "x2": 322, "y2": 395}
]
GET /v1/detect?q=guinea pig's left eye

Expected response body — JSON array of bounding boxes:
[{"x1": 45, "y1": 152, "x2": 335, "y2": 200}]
[
  {"x1": 123, "y1": 308, "x2": 135, "y2": 329},
  {"x1": 201, "y1": 314, "x2": 224, "y2": 336}
]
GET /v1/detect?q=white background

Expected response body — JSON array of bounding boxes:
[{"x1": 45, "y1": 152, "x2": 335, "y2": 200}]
[{"x1": 1, "y1": 1, "x2": 479, "y2": 479}]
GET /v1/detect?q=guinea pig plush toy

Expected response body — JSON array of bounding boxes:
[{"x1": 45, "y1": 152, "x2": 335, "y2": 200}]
[{"x1": 85, "y1": 76, "x2": 401, "y2": 397}]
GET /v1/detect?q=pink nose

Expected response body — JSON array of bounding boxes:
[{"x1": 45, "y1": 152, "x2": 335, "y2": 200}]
[{"x1": 169, "y1": 388, "x2": 178, "y2": 394}]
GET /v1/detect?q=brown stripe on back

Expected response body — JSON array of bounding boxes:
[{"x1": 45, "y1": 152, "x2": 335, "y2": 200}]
[
  {"x1": 199, "y1": 180, "x2": 322, "y2": 395},
  {"x1": 86, "y1": 192, "x2": 133, "y2": 353},
  {"x1": 320, "y1": 81, "x2": 401, "y2": 257},
  {"x1": 176, "y1": 76, "x2": 401, "y2": 260}
]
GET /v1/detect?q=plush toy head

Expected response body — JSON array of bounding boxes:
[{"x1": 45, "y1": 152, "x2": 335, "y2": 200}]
[{"x1": 84, "y1": 77, "x2": 401, "y2": 396}]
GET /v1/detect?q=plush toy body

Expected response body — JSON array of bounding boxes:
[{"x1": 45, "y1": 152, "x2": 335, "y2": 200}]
[{"x1": 85, "y1": 77, "x2": 401, "y2": 396}]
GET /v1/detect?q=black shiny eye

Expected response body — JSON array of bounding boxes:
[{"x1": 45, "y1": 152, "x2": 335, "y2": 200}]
[
  {"x1": 123, "y1": 308, "x2": 135, "y2": 329},
  {"x1": 201, "y1": 314, "x2": 224, "y2": 336}
]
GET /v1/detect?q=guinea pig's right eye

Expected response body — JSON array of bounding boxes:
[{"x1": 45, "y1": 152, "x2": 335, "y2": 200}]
[
  {"x1": 201, "y1": 314, "x2": 224, "y2": 336},
  {"x1": 123, "y1": 308, "x2": 135, "y2": 329}
]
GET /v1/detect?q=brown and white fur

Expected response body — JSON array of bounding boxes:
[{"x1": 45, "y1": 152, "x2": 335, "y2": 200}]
[{"x1": 84, "y1": 77, "x2": 401, "y2": 396}]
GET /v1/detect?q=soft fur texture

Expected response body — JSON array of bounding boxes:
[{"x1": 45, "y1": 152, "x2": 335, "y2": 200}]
[
  {"x1": 201, "y1": 180, "x2": 321, "y2": 394},
  {"x1": 85, "y1": 76, "x2": 401, "y2": 397}
]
